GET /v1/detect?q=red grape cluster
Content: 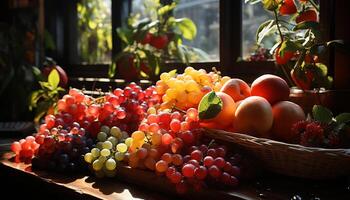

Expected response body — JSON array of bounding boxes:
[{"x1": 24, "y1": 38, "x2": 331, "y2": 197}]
[
  {"x1": 127, "y1": 107, "x2": 241, "y2": 194},
  {"x1": 105, "y1": 83, "x2": 161, "y2": 133},
  {"x1": 161, "y1": 144, "x2": 240, "y2": 194},
  {"x1": 11, "y1": 136, "x2": 40, "y2": 163},
  {"x1": 31, "y1": 119, "x2": 94, "y2": 172}
]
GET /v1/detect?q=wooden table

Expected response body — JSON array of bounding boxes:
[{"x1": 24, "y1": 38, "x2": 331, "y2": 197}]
[{"x1": 1, "y1": 138, "x2": 350, "y2": 200}]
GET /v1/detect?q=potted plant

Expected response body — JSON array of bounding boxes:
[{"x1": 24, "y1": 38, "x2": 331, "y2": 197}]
[
  {"x1": 109, "y1": 0, "x2": 209, "y2": 81},
  {"x1": 247, "y1": 0, "x2": 344, "y2": 113}
]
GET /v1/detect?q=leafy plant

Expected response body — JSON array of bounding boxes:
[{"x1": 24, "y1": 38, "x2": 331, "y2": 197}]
[
  {"x1": 109, "y1": 0, "x2": 210, "y2": 81},
  {"x1": 246, "y1": 0, "x2": 343, "y2": 90},
  {"x1": 310, "y1": 105, "x2": 350, "y2": 147},
  {"x1": 29, "y1": 68, "x2": 65, "y2": 123},
  {"x1": 77, "y1": 0, "x2": 112, "y2": 64}
]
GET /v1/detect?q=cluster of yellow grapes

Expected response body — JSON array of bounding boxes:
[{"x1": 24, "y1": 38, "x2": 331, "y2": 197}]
[
  {"x1": 156, "y1": 67, "x2": 230, "y2": 110},
  {"x1": 127, "y1": 129, "x2": 163, "y2": 170}
]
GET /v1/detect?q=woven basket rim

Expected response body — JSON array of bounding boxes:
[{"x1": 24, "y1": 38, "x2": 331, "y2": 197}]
[{"x1": 204, "y1": 128, "x2": 350, "y2": 154}]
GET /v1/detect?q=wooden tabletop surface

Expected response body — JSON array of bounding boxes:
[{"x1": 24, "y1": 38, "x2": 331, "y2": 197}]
[{"x1": 1, "y1": 137, "x2": 350, "y2": 200}]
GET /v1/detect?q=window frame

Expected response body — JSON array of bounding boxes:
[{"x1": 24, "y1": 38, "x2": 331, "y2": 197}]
[{"x1": 46, "y1": 0, "x2": 332, "y2": 87}]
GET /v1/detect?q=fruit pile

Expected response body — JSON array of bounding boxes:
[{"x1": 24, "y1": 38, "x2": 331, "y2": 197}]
[
  {"x1": 11, "y1": 84, "x2": 160, "y2": 172},
  {"x1": 11, "y1": 68, "x2": 246, "y2": 194},
  {"x1": 12, "y1": 67, "x2": 347, "y2": 194}
]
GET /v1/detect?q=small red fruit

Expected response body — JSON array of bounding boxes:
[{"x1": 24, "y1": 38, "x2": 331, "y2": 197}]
[
  {"x1": 150, "y1": 34, "x2": 169, "y2": 49},
  {"x1": 275, "y1": 47, "x2": 294, "y2": 65},
  {"x1": 117, "y1": 54, "x2": 139, "y2": 81},
  {"x1": 140, "y1": 32, "x2": 152, "y2": 45},
  {"x1": 279, "y1": 0, "x2": 297, "y2": 16},
  {"x1": 296, "y1": 9, "x2": 318, "y2": 23},
  {"x1": 290, "y1": 69, "x2": 312, "y2": 90}
]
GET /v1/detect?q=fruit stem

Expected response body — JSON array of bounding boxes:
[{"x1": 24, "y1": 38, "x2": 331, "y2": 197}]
[
  {"x1": 309, "y1": 0, "x2": 320, "y2": 12},
  {"x1": 280, "y1": 65, "x2": 294, "y2": 87},
  {"x1": 273, "y1": 9, "x2": 284, "y2": 43},
  {"x1": 172, "y1": 106, "x2": 187, "y2": 114}
]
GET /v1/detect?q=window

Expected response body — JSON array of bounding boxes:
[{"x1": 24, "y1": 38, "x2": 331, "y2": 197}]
[
  {"x1": 242, "y1": 1, "x2": 275, "y2": 60},
  {"x1": 77, "y1": 0, "x2": 112, "y2": 64},
  {"x1": 174, "y1": 0, "x2": 220, "y2": 61},
  {"x1": 49, "y1": 0, "x2": 331, "y2": 86}
]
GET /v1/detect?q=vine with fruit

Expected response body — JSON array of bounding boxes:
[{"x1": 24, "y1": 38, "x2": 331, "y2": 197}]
[
  {"x1": 109, "y1": 0, "x2": 209, "y2": 81},
  {"x1": 247, "y1": 0, "x2": 343, "y2": 90}
]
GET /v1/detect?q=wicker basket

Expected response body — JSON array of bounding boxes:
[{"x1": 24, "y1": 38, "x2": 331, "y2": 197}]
[{"x1": 204, "y1": 128, "x2": 350, "y2": 179}]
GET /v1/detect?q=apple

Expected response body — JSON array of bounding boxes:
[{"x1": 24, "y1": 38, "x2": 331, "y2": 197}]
[
  {"x1": 233, "y1": 96, "x2": 273, "y2": 138},
  {"x1": 271, "y1": 101, "x2": 306, "y2": 143},
  {"x1": 220, "y1": 78, "x2": 251, "y2": 102},
  {"x1": 251, "y1": 74, "x2": 290, "y2": 105}
]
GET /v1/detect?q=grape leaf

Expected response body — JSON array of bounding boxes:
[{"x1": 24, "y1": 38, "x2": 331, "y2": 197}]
[
  {"x1": 175, "y1": 18, "x2": 197, "y2": 40},
  {"x1": 198, "y1": 91, "x2": 223, "y2": 120},
  {"x1": 335, "y1": 113, "x2": 350, "y2": 124},
  {"x1": 48, "y1": 69, "x2": 60, "y2": 89},
  {"x1": 312, "y1": 105, "x2": 333, "y2": 124}
]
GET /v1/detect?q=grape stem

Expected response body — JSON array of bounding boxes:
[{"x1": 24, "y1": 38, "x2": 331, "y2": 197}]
[
  {"x1": 207, "y1": 139, "x2": 216, "y2": 149},
  {"x1": 172, "y1": 106, "x2": 187, "y2": 114}
]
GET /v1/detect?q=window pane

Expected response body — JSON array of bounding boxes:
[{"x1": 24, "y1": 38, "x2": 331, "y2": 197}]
[
  {"x1": 77, "y1": 0, "x2": 112, "y2": 64},
  {"x1": 242, "y1": 1, "x2": 276, "y2": 60},
  {"x1": 175, "y1": 0, "x2": 220, "y2": 61}
]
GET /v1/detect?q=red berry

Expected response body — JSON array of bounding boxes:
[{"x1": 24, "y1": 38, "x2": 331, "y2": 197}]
[
  {"x1": 275, "y1": 47, "x2": 294, "y2": 65},
  {"x1": 150, "y1": 34, "x2": 169, "y2": 49},
  {"x1": 279, "y1": 0, "x2": 297, "y2": 15},
  {"x1": 194, "y1": 166, "x2": 208, "y2": 180},
  {"x1": 203, "y1": 156, "x2": 214, "y2": 167},
  {"x1": 296, "y1": 9, "x2": 318, "y2": 24},
  {"x1": 190, "y1": 150, "x2": 203, "y2": 162},
  {"x1": 140, "y1": 32, "x2": 152, "y2": 44},
  {"x1": 208, "y1": 165, "x2": 221, "y2": 178},
  {"x1": 182, "y1": 164, "x2": 195, "y2": 178}
]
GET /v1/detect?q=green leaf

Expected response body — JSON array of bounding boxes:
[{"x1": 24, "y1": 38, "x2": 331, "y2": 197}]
[
  {"x1": 157, "y1": 2, "x2": 177, "y2": 16},
  {"x1": 256, "y1": 20, "x2": 276, "y2": 44},
  {"x1": 279, "y1": 40, "x2": 301, "y2": 57},
  {"x1": 312, "y1": 105, "x2": 333, "y2": 124},
  {"x1": 326, "y1": 40, "x2": 344, "y2": 47},
  {"x1": 198, "y1": 91, "x2": 223, "y2": 120},
  {"x1": 168, "y1": 69, "x2": 177, "y2": 77},
  {"x1": 315, "y1": 63, "x2": 328, "y2": 77},
  {"x1": 293, "y1": 21, "x2": 320, "y2": 31},
  {"x1": 34, "y1": 101, "x2": 51, "y2": 123},
  {"x1": 245, "y1": 0, "x2": 262, "y2": 4},
  {"x1": 108, "y1": 62, "x2": 116, "y2": 78},
  {"x1": 32, "y1": 66, "x2": 45, "y2": 81},
  {"x1": 175, "y1": 18, "x2": 197, "y2": 40},
  {"x1": 335, "y1": 113, "x2": 350, "y2": 124},
  {"x1": 262, "y1": 0, "x2": 279, "y2": 11},
  {"x1": 29, "y1": 90, "x2": 44, "y2": 110},
  {"x1": 117, "y1": 27, "x2": 133, "y2": 45},
  {"x1": 48, "y1": 69, "x2": 60, "y2": 89}
]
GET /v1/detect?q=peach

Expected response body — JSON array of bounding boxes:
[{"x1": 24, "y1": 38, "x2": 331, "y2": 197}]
[
  {"x1": 251, "y1": 74, "x2": 290, "y2": 105},
  {"x1": 233, "y1": 96, "x2": 273, "y2": 138},
  {"x1": 220, "y1": 78, "x2": 251, "y2": 101},
  {"x1": 199, "y1": 92, "x2": 236, "y2": 130},
  {"x1": 272, "y1": 101, "x2": 305, "y2": 143}
]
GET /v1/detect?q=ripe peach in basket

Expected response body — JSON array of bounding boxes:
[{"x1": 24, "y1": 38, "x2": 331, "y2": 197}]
[
  {"x1": 272, "y1": 101, "x2": 305, "y2": 143},
  {"x1": 198, "y1": 92, "x2": 236, "y2": 130},
  {"x1": 251, "y1": 74, "x2": 290, "y2": 105},
  {"x1": 233, "y1": 96, "x2": 273, "y2": 138},
  {"x1": 220, "y1": 78, "x2": 251, "y2": 102}
]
